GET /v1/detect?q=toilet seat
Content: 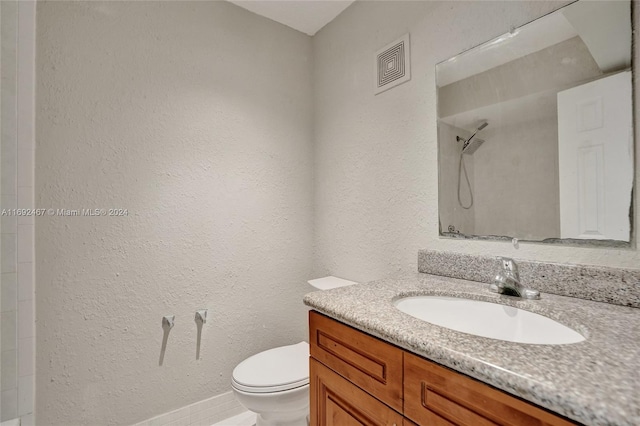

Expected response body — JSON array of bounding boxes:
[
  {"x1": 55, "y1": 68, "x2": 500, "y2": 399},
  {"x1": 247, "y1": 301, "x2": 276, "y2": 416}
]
[{"x1": 231, "y1": 341, "x2": 309, "y2": 393}]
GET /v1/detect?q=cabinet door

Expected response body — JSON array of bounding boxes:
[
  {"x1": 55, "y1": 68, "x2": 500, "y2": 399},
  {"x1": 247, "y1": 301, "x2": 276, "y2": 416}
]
[
  {"x1": 309, "y1": 311, "x2": 403, "y2": 412},
  {"x1": 310, "y1": 358, "x2": 404, "y2": 426},
  {"x1": 404, "y1": 353, "x2": 576, "y2": 426}
]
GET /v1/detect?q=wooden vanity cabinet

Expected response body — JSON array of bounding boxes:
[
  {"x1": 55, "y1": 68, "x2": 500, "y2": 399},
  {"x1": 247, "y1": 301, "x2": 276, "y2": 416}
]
[
  {"x1": 309, "y1": 311, "x2": 576, "y2": 426},
  {"x1": 404, "y1": 352, "x2": 575, "y2": 426},
  {"x1": 309, "y1": 310, "x2": 403, "y2": 412},
  {"x1": 310, "y1": 358, "x2": 404, "y2": 426}
]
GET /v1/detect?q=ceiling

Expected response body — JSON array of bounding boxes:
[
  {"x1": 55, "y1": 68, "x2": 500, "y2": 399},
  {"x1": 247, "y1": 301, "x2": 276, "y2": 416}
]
[{"x1": 227, "y1": 0, "x2": 355, "y2": 36}]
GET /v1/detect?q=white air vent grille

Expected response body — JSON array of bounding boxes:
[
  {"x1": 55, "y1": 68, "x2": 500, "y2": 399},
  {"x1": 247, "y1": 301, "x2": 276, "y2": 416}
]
[{"x1": 375, "y1": 34, "x2": 411, "y2": 95}]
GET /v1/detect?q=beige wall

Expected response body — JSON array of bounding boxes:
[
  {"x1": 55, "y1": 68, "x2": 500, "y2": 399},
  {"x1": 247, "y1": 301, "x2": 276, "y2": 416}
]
[
  {"x1": 1, "y1": 1, "x2": 36, "y2": 423},
  {"x1": 313, "y1": 0, "x2": 640, "y2": 285},
  {"x1": 439, "y1": 37, "x2": 602, "y2": 118},
  {"x1": 473, "y1": 117, "x2": 561, "y2": 240},
  {"x1": 36, "y1": 2, "x2": 313, "y2": 425}
]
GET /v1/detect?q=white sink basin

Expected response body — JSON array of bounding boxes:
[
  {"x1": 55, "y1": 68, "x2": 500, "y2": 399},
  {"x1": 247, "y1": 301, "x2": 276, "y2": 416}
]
[{"x1": 394, "y1": 296, "x2": 585, "y2": 344}]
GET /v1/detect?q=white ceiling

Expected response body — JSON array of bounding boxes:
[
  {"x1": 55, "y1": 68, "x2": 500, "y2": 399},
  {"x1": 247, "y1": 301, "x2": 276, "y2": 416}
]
[{"x1": 227, "y1": 0, "x2": 355, "y2": 36}]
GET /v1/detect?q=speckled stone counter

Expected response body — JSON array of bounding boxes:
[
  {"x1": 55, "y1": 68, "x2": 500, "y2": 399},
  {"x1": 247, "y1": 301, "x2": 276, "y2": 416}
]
[
  {"x1": 418, "y1": 250, "x2": 640, "y2": 308},
  {"x1": 303, "y1": 273, "x2": 640, "y2": 426}
]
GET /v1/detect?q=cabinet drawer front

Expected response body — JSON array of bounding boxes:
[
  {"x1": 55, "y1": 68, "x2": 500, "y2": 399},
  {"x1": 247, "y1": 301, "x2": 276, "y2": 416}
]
[
  {"x1": 404, "y1": 353, "x2": 576, "y2": 426},
  {"x1": 404, "y1": 408, "x2": 454, "y2": 426},
  {"x1": 310, "y1": 358, "x2": 404, "y2": 426},
  {"x1": 309, "y1": 311, "x2": 403, "y2": 412}
]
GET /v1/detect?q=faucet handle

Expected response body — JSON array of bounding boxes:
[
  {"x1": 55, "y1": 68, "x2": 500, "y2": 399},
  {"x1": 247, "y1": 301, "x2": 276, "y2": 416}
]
[
  {"x1": 499, "y1": 257, "x2": 519, "y2": 278},
  {"x1": 496, "y1": 257, "x2": 540, "y2": 299}
]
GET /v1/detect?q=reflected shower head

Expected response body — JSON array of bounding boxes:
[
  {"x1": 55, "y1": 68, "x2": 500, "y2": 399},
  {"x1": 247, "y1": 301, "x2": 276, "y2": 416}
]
[
  {"x1": 462, "y1": 137, "x2": 485, "y2": 154},
  {"x1": 457, "y1": 121, "x2": 488, "y2": 154}
]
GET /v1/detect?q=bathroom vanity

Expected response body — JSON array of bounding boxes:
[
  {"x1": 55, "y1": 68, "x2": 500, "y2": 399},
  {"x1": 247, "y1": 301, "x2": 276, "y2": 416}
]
[
  {"x1": 309, "y1": 311, "x2": 574, "y2": 426},
  {"x1": 304, "y1": 264, "x2": 640, "y2": 426}
]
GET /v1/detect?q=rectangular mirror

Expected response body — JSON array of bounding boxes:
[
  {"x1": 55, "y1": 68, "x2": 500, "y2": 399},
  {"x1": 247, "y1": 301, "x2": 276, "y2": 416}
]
[{"x1": 437, "y1": 0, "x2": 633, "y2": 246}]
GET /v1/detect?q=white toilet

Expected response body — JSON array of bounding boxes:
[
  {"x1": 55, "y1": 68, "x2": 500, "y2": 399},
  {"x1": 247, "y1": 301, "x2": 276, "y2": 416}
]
[
  {"x1": 231, "y1": 276, "x2": 357, "y2": 426},
  {"x1": 231, "y1": 342, "x2": 310, "y2": 426}
]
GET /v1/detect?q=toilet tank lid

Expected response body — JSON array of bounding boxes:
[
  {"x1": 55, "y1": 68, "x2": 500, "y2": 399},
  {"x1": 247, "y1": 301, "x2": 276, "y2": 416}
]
[{"x1": 232, "y1": 342, "x2": 309, "y2": 389}]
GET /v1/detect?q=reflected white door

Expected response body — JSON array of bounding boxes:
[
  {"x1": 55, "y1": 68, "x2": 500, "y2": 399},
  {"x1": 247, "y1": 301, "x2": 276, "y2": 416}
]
[{"x1": 557, "y1": 71, "x2": 633, "y2": 240}]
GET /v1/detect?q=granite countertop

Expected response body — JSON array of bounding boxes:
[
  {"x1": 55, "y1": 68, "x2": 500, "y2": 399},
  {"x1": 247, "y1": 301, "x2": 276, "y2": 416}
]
[{"x1": 303, "y1": 273, "x2": 640, "y2": 426}]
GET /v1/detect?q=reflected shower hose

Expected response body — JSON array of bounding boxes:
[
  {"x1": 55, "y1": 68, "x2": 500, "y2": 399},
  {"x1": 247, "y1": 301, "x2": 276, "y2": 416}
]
[
  {"x1": 457, "y1": 150, "x2": 473, "y2": 209},
  {"x1": 456, "y1": 122, "x2": 487, "y2": 209}
]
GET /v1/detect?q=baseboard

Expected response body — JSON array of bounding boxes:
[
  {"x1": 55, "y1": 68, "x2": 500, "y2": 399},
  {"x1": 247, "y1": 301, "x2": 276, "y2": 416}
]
[{"x1": 132, "y1": 391, "x2": 245, "y2": 426}]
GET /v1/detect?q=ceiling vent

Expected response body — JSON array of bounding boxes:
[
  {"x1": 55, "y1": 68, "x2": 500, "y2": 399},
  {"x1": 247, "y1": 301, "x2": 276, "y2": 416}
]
[{"x1": 374, "y1": 34, "x2": 411, "y2": 95}]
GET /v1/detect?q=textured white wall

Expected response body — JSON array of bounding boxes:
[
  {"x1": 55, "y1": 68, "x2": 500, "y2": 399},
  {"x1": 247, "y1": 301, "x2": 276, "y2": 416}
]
[
  {"x1": 313, "y1": 0, "x2": 640, "y2": 284},
  {"x1": 35, "y1": 2, "x2": 313, "y2": 425},
  {"x1": 34, "y1": 1, "x2": 639, "y2": 424}
]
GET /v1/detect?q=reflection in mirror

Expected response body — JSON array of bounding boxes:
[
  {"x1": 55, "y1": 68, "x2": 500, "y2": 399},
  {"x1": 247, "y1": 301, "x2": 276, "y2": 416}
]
[{"x1": 437, "y1": 0, "x2": 633, "y2": 245}]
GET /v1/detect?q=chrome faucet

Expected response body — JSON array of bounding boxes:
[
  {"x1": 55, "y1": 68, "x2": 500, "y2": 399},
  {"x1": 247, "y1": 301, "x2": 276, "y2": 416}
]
[{"x1": 490, "y1": 257, "x2": 540, "y2": 299}]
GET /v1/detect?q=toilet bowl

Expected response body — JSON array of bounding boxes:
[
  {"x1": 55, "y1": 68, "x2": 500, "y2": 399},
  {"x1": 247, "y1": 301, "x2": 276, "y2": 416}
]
[{"x1": 231, "y1": 342, "x2": 310, "y2": 426}]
